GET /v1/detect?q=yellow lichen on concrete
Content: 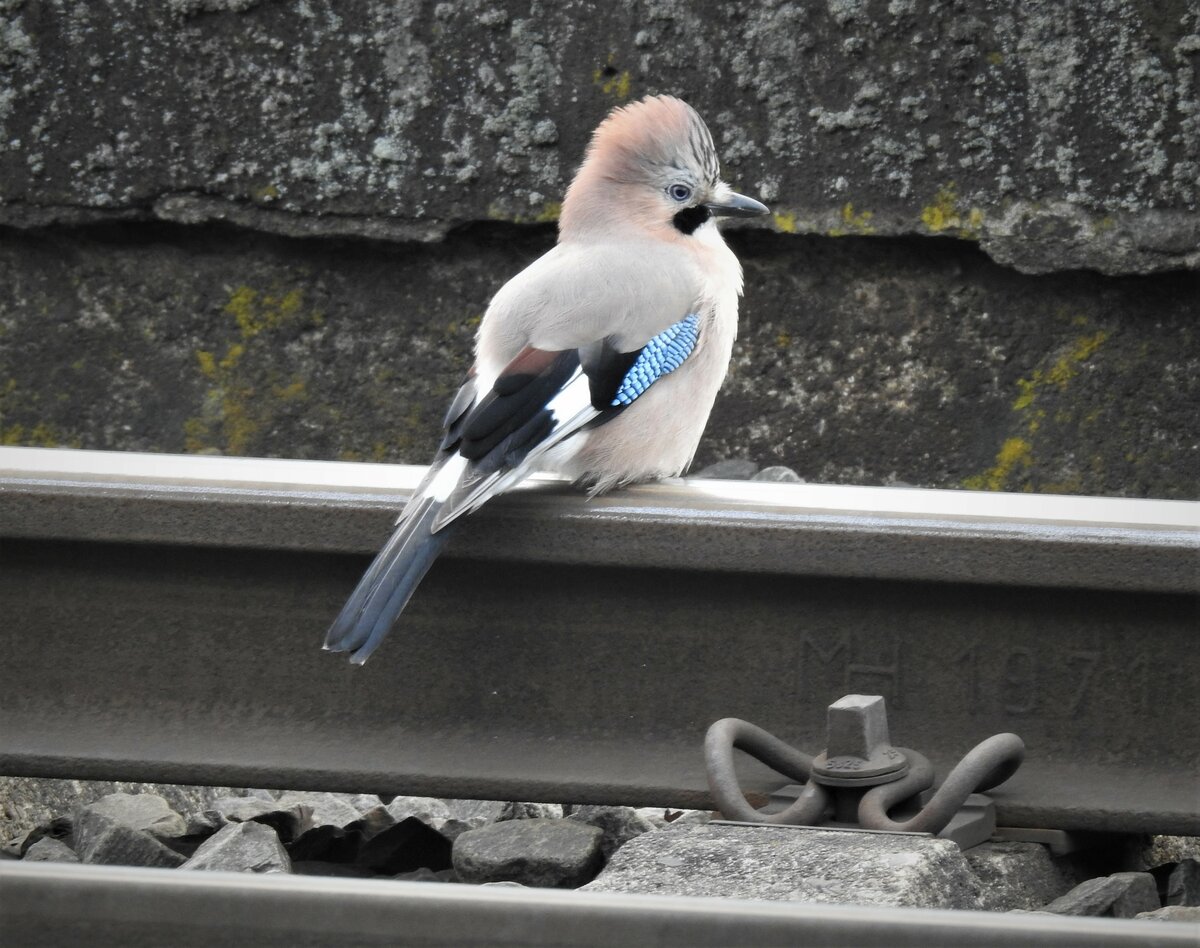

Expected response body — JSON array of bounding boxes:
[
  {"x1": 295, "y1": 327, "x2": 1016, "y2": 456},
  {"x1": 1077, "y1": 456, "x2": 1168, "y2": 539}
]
[
  {"x1": 219, "y1": 343, "x2": 245, "y2": 371},
  {"x1": 184, "y1": 283, "x2": 317, "y2": 456},
  {"x1": 196, "y1": 350, "x2": 217, "y2": 378},
  {"x1": 594, "y1": 56, "x2": 632, "y2": 100},
  {"x1": 921, "y1": 185, "x2": 958, "y2": 231},
  {"x1": 967, "y1": 321, "x2": 1111, "y2": 492},
  {"x1": 1012, "y1": 376, "x2": 1037, "y2": 411},
  {"x1": 829, "y1": 202, "x2": 875, "y2": 237},
  {"x1": 272, "y1": 379, "x2": 306, "y2": 401},
  {"x1": 1046, "y1": 331, "x2": 1108, "y2": 387},
  {"x1": 486, "y1": 201, "x2": 562, "y2": 225},
  {"x1": 1, "y1": 420, "x2": 74, "y2": 448},
  {"x1": 964, "y1": 437, "x2": 1032, "y2": 491},
  {"x1": 0, "y1": 377, "x2": 81, "y2": 448},
  {"x1": 1011, "y1": 329, "x2": 1109, "y2": 412},
  {"x1": 773, "y1": 211, "x2": 797, "y2": 233},
  {"x1": 535, "y1": 201, "x2": 562, "y2": 223},
  {"x1": 921, "y1": 183, "x2": 984, "y2": 238},
  {"x1": 225, "y1": 285, "x2": 303, "y2": 339}
]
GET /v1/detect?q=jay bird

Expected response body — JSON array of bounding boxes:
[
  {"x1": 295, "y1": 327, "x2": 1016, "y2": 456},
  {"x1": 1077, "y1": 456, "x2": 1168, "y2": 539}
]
[{"x1": 325, "y1": 95, "x2": 768, "y2": 663}]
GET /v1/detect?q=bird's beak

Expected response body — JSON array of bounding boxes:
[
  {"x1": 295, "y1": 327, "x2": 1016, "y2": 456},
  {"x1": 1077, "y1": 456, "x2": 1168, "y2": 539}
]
[{"x1": 705, "y1": 190, "x2": 770, "y2": 218}]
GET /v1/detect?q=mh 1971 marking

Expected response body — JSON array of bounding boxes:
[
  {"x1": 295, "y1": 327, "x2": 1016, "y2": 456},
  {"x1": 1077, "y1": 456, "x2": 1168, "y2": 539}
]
[{"x1": 797, "y1": 633, "x2": 1149, "y2": 720}]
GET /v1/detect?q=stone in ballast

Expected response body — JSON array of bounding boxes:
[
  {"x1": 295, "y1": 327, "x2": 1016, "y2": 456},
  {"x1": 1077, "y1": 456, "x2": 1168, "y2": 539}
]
[
  {"x1": 1038, "y1": 872, "x2": 1160, "y2": 918},
  {"x1": 73, "y1": 810, "x2": 185, "y2": 869},
  {"x1": 752, "y1": 466, "x2": 804, "y2": 483},
  {"x1": 385, "y1": 796, "x2": 452, "y2": 827},
  {"x1": 274, "y1": 791, "x2": 364, "y2": 829},
  {"x1": 1136, "y1": 905, "x2": 1200, "y2": 922},
  {"x1": 181, "y1": 821, "x2": 291, "y2": 874},
  {"x1": 453, "y1": 819, "x2": 603, "y2": 888},
  {"x1": 1166, "y1": 858, "x2": 1200, "y2": 907},
  {"x1": 567, "y1": 806, "x2": 657, "y2": 859},
  {"x1": 438, "y1": 799, "x2": 509, "y2": 827},
  {"x1": 633, "y1": 808, "x2": 712, "y2": 832},
  {"x1": 1134, "y1": 836, "x2": 1200, "y2": 871},
  {"x1": 186, "y1": 795, "x2": 313, "y2": 842},
  {"x1": 78, "y1": 792, "x2": 187, "y2": 838},
  {"x1": 964, "y1": 841, "x2": 1075, "y2": 911},
  {"x1": 583, "y1": 824, "x2": 981, "y2": 909},
  {"x1": 498, "y1": 802, "x2": 564, "y2": 822},
  {"x1": 186, "y1": 797, "x2": 273, "y2": 835},
  {"x1": 435, "y1": 800, "x2": 564, "y2": 838},
  {"x1": 22, "y1": 838, "x2": 79, "y2": 863}
]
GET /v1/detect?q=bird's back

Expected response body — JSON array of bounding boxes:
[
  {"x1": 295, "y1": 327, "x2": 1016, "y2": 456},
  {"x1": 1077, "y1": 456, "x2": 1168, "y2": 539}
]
[{"x1": 475, "y1": 238, "x2": 709, "y2": 384}]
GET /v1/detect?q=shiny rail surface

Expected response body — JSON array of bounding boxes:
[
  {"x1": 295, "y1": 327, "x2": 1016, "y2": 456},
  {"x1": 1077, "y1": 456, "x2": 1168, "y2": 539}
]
[
  {"x1": 1, "y1": 447, "x2": 1198, "y2": 835},
  {"x1": 2, "y1": 446, "x2": 1196, "y2": 590},
  {"x1": 2, "y1": 863, "x2": 1196, "y2": 948}
]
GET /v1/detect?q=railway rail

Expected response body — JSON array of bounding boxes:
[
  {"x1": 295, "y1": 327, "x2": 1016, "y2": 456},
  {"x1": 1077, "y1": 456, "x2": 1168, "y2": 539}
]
[
  {"x1": 1, "y1": 446, "x2": 1198, "y2": 944},
  {"x1": 4, "y1": 862, "x2": 1195, "y2": 947}
]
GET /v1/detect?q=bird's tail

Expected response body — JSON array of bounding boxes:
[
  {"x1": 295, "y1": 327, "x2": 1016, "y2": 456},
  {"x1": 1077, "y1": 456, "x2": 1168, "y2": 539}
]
[{"x1": 323, "y1": 493, "x2": 454, "y2": 665}]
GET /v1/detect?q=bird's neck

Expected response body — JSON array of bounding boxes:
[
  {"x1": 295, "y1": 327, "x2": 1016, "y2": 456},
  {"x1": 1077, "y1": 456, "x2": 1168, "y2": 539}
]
[{"x1": 558, "y1": 162, "x2": 663, "y2": 240}]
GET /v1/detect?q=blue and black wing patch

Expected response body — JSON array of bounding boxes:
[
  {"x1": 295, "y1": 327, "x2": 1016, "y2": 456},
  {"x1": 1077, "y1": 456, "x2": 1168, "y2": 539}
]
[
  {"x1": 610, "y1": 314, "x2": 700, "y2": 406},
  {"x1": 580, "y1": 313, "x2": 702, "y2": 413}
]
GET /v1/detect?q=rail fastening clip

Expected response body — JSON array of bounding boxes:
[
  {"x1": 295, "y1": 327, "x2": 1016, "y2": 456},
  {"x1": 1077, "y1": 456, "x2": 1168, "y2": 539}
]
[{"x1": 704, "y1": 694, "x2": 1025, "y2": 849}]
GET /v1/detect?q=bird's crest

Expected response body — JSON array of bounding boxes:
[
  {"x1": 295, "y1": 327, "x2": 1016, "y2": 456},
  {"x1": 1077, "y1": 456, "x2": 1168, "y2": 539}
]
[{"x1": 586, "y1": 95, "x2": 720, "y2": 187}]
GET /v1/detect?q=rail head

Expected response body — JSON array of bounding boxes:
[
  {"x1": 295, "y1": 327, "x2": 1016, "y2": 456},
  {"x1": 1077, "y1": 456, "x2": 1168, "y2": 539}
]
[
  {"x1": 2, "y1": 862, "x2": 1196, "y2": 948},
  {"x1": 2, "y1": 446, "x2": 1197, "y2": 594}
]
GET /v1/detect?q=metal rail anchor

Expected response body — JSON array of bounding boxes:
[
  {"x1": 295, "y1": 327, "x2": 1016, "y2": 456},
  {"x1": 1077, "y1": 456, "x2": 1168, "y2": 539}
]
[{"x1": 704, "y1": 694, "x2": 1025, "y2": 849}]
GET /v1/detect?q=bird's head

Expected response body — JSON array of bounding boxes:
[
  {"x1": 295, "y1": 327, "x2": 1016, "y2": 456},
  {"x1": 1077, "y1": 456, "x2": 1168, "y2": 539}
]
[{"x1": 560, "y1": 95, "x2": 769, "y2": 239}]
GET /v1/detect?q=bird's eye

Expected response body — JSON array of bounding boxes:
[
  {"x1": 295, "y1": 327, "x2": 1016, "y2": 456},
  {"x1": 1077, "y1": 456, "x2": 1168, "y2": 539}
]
[{"x1": 667, "y1": 183, "x2": 692, "y2": 202}]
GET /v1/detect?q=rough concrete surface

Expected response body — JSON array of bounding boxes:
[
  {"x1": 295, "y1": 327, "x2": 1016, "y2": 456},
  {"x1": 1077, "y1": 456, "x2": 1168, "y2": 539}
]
[
  {"x1": 583, "y1": 823, "x2": 982, "y2": 908},
  {"x1": 1, "y1": 1, "x2": 1197, "y2": 274},
  {"x1": 1, "y1": 224, "x2": 1195, "y2": 498}
]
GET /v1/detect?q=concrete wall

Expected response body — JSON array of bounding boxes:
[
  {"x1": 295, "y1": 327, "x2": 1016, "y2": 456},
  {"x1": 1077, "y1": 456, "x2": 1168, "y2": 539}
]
[{"x1": 2, "y1": 1, "x2": 1197, "y2": 497}]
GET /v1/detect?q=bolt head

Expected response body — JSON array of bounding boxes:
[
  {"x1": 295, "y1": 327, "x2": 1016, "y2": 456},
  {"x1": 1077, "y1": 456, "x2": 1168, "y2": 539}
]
[{"x1": 811, "y1": 694, "x2": 909, "y2": 784}]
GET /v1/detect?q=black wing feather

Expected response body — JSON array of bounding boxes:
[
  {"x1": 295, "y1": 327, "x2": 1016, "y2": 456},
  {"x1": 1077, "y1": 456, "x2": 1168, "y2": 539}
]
[
  {"x1": 579, "y1": 338, "x2": 641, "y2": 412},
  {"x1": 438, "y1": 374, "x2": 478, "y2": 452},
  {"x1": 458, "y1": 350, "x2": 581, "y2": 464}
]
